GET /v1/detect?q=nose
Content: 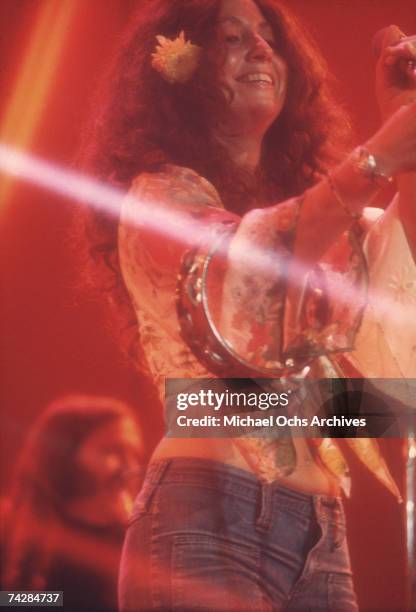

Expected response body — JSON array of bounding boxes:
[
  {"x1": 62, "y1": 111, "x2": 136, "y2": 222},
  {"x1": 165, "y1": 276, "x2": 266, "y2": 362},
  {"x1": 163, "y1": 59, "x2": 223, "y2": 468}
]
[{"x1": 247, "y1": 33, "x2": 273, "y2": 62}]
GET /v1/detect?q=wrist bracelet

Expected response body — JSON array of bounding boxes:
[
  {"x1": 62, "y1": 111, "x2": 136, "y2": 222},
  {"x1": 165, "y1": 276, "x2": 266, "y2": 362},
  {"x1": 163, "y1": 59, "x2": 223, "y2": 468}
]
[
  {"x1": 351, "y1": 146, "x2": 394, "y2": 186},
  {"x1": 326, "y1": 172, "x2": 362, "y2": 221}
]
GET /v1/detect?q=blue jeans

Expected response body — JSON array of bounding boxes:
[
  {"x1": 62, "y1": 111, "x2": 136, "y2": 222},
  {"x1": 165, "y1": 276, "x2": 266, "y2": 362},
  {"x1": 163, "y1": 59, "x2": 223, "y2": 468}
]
[{"x1": 119, "y1": 458, "x2": 358, "y2": 611}]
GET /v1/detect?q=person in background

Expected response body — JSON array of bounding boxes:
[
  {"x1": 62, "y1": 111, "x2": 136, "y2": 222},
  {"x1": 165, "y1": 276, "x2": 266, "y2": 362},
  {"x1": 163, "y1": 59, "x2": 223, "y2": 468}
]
[{"x1": 1, "y1": 395, "x2": 145, "y2": 612}]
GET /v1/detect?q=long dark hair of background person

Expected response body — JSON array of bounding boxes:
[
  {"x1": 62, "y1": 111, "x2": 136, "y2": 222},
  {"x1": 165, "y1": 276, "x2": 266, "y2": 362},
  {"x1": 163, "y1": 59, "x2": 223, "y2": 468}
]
[{"x1": 1, "y1": 395, "x2": 144, "y2": 611}]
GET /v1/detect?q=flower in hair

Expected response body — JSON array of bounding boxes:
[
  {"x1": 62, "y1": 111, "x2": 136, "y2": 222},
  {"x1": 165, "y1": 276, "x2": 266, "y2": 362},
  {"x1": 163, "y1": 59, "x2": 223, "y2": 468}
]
[{"x1": 151, "y1": 30, "x2": 201, "y2": 84}]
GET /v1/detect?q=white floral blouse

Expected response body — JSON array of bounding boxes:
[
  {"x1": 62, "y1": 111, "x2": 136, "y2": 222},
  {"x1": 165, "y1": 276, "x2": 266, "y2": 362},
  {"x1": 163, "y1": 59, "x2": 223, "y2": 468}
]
[{"x1": 118, "y1": 164, "x2": 414, "y2": 499}]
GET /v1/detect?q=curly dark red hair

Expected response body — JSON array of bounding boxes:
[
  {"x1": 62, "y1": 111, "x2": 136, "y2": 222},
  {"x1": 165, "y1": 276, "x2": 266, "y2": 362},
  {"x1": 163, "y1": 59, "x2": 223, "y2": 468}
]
[{"x1": 76, "y1": 0, "x2": 352, "y2": 366}]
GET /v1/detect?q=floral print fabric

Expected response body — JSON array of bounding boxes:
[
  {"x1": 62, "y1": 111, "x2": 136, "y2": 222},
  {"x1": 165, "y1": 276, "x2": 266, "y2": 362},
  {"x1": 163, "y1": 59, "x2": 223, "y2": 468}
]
[{"x1": 118, "y1": 164, "x2": 404, "y2": 497}]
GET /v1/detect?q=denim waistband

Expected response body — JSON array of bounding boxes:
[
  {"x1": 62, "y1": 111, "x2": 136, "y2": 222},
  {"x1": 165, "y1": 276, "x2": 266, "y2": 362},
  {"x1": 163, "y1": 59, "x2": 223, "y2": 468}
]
[{"x1": 144, "y1": 457, "x2": 344, "y2": 525}]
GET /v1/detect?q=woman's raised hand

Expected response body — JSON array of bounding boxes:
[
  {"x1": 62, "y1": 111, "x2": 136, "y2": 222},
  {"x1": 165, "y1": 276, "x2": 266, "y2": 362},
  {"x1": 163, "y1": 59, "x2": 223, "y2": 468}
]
[
  {"x1": 375, "y1": 25, "x2": 416, "y2": 119},
  {"x1": 369, "y1": 25, "x2": 416, "y2": 178},
  {"x1": 366, "y1": 99, "x2": 416, "y2": 177}
]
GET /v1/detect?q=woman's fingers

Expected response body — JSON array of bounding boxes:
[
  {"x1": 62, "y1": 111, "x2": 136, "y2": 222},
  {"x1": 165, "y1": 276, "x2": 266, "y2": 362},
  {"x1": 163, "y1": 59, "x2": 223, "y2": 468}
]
[
  {"x1": 384, "y1": 40, "x2": 416, "y2": 65},
  {"x1": 367, "y1": 98, "x2": 416, "y2": 176},
  {"x1": 375, "y1": 28, "x2": 410, "y2": 117},
  {"x1": 379, "y1": 24, "x2": 406, "y2": 49},
  {"x1": 384, "y1": 42, "x2": 416, "y2": 88},
  {"x1": 379, "y1": 30, "x2": 416, "y2": 93}
]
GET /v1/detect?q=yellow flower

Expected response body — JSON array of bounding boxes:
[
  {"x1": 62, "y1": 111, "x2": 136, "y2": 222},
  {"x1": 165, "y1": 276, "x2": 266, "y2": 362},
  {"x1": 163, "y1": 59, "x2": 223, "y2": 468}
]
[{"x1": 151, "y1": 31, "x2": 202, "y2": 84}]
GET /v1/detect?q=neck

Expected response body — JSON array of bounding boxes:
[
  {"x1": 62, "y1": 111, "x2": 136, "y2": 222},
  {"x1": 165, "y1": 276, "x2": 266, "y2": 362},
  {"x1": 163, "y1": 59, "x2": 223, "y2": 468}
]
[{"x1": 215, "y1": 129, "x2": 263, "y2": 174}]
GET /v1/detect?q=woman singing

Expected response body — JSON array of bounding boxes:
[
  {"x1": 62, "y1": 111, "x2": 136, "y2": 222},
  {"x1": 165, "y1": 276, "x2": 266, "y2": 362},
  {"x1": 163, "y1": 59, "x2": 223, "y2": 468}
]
[{"x1": 79, "y1": 0, "x2": 416, "y2": 609}]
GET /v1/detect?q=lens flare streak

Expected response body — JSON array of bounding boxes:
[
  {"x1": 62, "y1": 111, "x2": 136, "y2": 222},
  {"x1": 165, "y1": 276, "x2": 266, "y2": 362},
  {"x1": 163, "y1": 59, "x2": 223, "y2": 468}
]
[{"x1": 0, "y1": 143, "x2": 408, "y2": 324}]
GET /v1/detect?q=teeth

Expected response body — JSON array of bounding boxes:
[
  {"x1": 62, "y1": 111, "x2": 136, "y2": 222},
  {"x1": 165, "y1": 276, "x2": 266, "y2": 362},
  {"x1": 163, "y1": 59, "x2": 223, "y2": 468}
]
[{"x1": 240, "y1": 73, "x2": 273, "y2": 84}]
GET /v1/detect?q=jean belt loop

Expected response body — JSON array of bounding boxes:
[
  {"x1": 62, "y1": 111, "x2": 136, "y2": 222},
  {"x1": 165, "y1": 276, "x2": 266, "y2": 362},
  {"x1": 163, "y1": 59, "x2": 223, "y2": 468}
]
[
  {"x1": 255, "y1": 482, "x2": 273, "y2": 532},
  {"x1": 137, "y1": 458, "x2": 171, "y2": 514},
  {"x1": 313, "y1": 495, "x2": 323, "y2": 523},
  {"x1": 331, "y1": 502, "x2": 342, "y2": 551},
  {"x1": 332, "y1": 520, "x2": 339, "y2": 551}
]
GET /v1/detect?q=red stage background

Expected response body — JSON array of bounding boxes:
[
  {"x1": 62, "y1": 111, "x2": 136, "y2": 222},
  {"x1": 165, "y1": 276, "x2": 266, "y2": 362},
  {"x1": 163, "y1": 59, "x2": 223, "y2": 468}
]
[{"x1": 1, "y1": 2, "x2": 415, "y2": 610}]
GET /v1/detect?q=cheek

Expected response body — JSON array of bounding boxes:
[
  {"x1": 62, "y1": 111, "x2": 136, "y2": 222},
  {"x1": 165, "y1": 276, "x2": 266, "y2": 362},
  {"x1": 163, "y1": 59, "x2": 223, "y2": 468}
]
[
  {"x1": 76, "y1": 446, "x2": 113, "y2": 480},
  {"x1": 275, "y1": 57, "x2": 288, "y2": 98},
  {"x1": 217, "y1": 51, "x2": 241, "y2": 100},
  {"x1": 218, "y1": 76, "x2": 234, "y2": 104}
]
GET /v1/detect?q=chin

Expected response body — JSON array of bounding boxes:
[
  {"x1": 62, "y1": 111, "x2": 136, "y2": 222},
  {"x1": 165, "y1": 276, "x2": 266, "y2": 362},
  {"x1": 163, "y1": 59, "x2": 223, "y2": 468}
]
[
  {"x1": 245, "y1": 102, "x2": 283, "y2": 128},
  {"x1": 232, "y1": 92, "x2": 284, "y2": 122}
]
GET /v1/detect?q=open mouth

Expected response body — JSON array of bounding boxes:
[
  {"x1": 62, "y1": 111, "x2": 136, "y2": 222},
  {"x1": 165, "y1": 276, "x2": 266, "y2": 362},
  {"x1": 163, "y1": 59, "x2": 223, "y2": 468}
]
[{"x1": 237, "y1": 72, "x2": 274, "y2": 85}]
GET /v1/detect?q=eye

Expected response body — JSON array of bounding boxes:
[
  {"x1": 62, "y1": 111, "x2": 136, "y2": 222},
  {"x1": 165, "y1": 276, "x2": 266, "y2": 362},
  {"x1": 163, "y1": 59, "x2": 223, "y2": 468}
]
[
  {"x1": 264, "y1": 38, "x2": 277, "y2": 50},
  {"x1": 225, "y1": 34, "x2": 242, "y2": 45}
]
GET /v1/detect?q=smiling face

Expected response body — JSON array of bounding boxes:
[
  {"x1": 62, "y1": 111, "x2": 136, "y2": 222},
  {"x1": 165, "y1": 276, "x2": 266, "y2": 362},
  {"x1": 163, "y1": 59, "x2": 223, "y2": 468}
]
[{"x1": 215, "y1": 0, "x2": 288, "y2": 135}]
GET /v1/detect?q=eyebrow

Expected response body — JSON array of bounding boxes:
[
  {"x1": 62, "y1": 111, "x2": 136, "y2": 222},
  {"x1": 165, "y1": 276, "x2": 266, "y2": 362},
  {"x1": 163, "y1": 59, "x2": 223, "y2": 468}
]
[{"x1": 218, "y1": 16, "x2": 273, "y2": 33}]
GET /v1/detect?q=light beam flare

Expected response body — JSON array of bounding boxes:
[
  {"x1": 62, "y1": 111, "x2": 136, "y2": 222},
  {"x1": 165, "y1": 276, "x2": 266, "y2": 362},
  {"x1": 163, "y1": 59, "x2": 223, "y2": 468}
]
[{"x1": 0, "y1": 143, "x2": 410, "y2": 331}]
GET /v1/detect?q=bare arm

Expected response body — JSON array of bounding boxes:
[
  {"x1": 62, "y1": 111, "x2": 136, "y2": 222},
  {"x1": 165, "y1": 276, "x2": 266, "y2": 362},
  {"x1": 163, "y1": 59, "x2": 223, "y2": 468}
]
[
  {"x1": 221, "y1": 97, "x2": 416, "y2": 371},
  {"x1": 293, "y1": 98, "x2": 416, "y2": 265},
  {"x1": 374, "y1": 26, "x2": 416, "y2": 260}
]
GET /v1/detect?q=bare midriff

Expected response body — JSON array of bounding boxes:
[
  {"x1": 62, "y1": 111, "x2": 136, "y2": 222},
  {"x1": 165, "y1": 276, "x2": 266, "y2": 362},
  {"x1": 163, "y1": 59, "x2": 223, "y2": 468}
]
[{"x1": 152, "y1": 435, "x2": 340, "y2": 497}]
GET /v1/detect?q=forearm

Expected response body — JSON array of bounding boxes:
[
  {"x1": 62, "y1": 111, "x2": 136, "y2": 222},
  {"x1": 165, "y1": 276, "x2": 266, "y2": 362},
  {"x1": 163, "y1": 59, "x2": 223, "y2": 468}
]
[
  {"x1": 293, "y1": 153, "x2": 380, "y2": 264},
  {"x1": 398, "y1": 172, "x2": 416, "y2": 261},
  {"x1": 294, "y1": 97, "x2": 416, "y2": 264}
]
